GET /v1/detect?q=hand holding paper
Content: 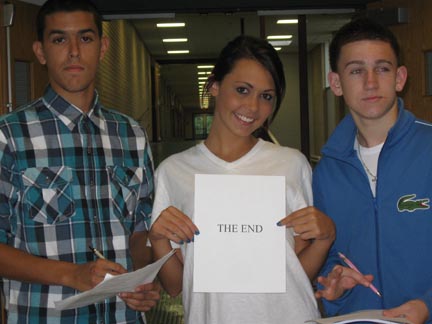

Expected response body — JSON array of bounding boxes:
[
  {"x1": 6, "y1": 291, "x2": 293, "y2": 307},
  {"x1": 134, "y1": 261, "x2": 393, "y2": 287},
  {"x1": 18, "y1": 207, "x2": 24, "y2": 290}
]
[
  {"x1": 306, "y1": 309, "x2": 413, "y2": 324},
  {"x1": 277, "y1": 206, "x2": 335, "y2": 281},
  {"x1": 382, "y1": 299, "x2": 430, "y2": 324},
  {"x1": 118, "y1": 281, "x2": 161, "y2": 312},
  {"x1": 279, "y1": 206, "x2": 335, "y2": 242},
  {"x1": 149, "y1": 205, "x2": 200, "y2": 245},
  {"x1": 55, "y1": 249, "x2": 175, "y2": 310},
  {"x1": 70, "y1": 255, "x2": 128, "y2": 292}
]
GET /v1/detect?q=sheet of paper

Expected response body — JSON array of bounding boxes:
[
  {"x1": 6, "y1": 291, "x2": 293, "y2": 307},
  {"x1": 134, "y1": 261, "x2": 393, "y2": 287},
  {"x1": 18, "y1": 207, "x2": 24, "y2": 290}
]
[
  {"x1": 55, "y1": 249, "x2": 176, "y2": 310},
  {"x1": 306, "y1": 310, "x2": 413, "y2": 324},
  {"x1": 193, "y1": 174, "x2": 286, "y2": 293}
]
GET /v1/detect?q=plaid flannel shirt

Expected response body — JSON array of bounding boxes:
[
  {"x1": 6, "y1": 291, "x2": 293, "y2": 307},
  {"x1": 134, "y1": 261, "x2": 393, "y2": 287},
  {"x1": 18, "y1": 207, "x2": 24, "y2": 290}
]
[{"x1": 0, "y1": 86, "x2": 154, "y2": 324}]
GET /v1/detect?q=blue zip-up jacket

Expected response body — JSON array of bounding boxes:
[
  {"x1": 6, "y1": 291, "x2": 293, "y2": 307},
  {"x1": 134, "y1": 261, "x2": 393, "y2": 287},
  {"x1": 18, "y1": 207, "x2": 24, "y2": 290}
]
[{"x1": 313, "y1": 98, "x2": 432, "y2": 321}]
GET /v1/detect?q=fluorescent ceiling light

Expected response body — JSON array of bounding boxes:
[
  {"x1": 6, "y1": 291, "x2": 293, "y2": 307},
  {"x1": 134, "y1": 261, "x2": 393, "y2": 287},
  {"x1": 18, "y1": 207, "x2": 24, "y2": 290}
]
[
  {"x1": 267, "y1": 35, "x2": 293, "y2": 40},
  {"x1": 274, "y1": 47, "x2": 282, "y2": 51},
  {"x1": 277, "y1": 19, "x2": 298, "y2": 24},
  {"x1": 198, "y1": 81, "x2": 206, "y2": 85},
  {"x1": 197, "y1": 65, "x2": 214, "y2": 69},
  {"x1": 157, "y1": 22, "x2": 185, "y2": 28},
  {"x1": 198, "y1": 77, "x2": 207, "y2": 80},
  {"x1": 269, "y1": 40, "x2": 292, "y2": 47},
  {"x1": 198, "y1": 71, "x2": 211, "y2": 75},
  {"x1": 167, "y1": 50, "x2": 189, "y2": 54},
  {"x1": 163, "y1": 38, "x2": 188, "y2": 43}
]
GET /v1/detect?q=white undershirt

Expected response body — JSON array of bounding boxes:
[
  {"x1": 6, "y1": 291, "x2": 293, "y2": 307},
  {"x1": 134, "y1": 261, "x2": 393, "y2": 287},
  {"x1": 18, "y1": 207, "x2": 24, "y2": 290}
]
[{"x1": 355, "y1": 137, "x2": 383, "y2": 197}]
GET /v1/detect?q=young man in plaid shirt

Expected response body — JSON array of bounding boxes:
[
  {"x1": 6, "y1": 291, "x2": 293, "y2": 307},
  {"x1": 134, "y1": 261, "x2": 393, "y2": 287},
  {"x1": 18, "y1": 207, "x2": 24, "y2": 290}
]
[{"x1": 0, "y1": 0, "x2": 159, "y2": 322}]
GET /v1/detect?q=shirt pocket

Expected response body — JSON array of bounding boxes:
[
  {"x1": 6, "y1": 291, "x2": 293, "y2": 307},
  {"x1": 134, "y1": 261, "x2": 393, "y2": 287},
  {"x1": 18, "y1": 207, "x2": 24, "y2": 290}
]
[
  {"x1": 109, "y1": 165, "x2": 146, "y2": 222},
  {"x1": 22, "y1": 166, "x2": 75, "y2": 224}
]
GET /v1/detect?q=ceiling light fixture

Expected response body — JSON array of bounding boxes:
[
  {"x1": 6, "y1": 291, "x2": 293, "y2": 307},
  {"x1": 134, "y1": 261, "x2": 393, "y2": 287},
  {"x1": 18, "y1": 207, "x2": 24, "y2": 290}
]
[
  {"x1": 167, "y1": 50, "x2": 189, "y2": 54},
  {"x1": 277, "y1": 19, "x2": 298, "y2": 24},
  {"x1": 157, "y1": 22, "x2": 185, "y2": 28},
  {"x1": 197, "y1": 65, "x2": 214, "y2": 69},
  {"x1": 163, "y1": 38, "x2": 188, "y2": 43},
  {"x1": 267, "y1": 35, "x2": 293, "y2": 40},
  {"x1": 268, "y1": 40, "x2": 292, "y2": 47},
  {"x1": 162, "y1": 38, "x2": 188, "y2": 43}
]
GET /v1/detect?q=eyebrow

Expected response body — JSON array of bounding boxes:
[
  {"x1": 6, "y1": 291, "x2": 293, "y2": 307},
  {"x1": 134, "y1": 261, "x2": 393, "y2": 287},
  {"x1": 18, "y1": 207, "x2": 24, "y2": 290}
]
[
  {"x1": 235, "y1": 81, "x2": 275, "y2": 92},
  {"x1": 47, "y1": 28, "x2": 97, "y2": 37},
  {"x1": 344, "y1": 59, "x2": 394, "y2": 69}
]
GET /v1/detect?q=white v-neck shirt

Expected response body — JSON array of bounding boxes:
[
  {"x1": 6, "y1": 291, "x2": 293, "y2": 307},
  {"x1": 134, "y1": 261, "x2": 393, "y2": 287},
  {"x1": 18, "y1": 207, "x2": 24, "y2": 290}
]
[{"x1": 151, "y1": 139, "x2": 320, "y2": 323}]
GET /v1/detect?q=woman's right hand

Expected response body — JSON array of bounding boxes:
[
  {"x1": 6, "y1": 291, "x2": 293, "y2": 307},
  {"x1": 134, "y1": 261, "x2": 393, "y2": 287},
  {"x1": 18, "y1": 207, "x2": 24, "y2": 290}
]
[{"x1": 149, "y1": 206, "x2": 200, "y2": 245}]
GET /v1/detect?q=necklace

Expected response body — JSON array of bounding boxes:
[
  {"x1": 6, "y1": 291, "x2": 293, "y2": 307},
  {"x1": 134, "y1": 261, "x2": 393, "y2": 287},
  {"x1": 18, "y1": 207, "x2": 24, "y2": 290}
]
[{"x1": 357, "y1": 137, "x2": 378, "y2": 182}]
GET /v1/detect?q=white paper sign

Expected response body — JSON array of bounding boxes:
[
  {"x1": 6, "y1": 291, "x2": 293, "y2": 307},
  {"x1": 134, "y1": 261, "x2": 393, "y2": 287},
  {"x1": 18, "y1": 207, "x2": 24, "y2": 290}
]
[{"x1": 193, "y1": 174, "x2": 286, "y2": 293}]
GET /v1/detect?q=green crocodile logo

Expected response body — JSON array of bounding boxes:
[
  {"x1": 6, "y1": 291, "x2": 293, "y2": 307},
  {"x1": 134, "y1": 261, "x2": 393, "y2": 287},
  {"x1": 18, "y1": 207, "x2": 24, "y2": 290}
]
[{"x1": 397, "y1": 194, "x2": 430, "y2": 212}]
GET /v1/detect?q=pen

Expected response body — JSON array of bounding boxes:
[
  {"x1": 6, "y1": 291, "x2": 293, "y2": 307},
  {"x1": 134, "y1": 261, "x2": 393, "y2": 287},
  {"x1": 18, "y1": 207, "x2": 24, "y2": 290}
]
[
  {"x1": 89, "y1": 245, "x2": 106, "y2": 260},
  {"x1": 338, "y1": 252, "x2": 382, "y2": 298}
]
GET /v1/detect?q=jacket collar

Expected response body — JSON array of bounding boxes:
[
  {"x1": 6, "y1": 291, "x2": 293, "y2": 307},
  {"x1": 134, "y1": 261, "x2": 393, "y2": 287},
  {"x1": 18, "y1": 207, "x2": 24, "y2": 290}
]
[{"x1": 321, "y1": 97, "x2": 415, "y2": 160}]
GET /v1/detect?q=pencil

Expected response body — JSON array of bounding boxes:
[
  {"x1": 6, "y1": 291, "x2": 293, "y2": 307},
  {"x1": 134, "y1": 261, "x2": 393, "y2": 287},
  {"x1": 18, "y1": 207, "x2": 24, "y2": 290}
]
[
  {"x1": 338, "y1": 252, "x2": 382, "y2": 298},
  {"x1": 89, "y1": 245, "x2": 106, "y2": 260}
]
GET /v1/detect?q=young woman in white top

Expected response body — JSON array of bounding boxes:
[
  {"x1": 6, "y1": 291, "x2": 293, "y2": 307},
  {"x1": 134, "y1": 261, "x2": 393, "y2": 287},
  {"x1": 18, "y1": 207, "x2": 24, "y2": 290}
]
[{"x1": 149, "y1": 35, "x2": 335, "y2": 323}]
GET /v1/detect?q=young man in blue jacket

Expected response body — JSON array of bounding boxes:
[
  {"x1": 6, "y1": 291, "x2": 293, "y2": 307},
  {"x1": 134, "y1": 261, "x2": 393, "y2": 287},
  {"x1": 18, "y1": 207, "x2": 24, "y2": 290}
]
[{"x1": 314, "y1": 17, "x2": 431, "y2": 324}]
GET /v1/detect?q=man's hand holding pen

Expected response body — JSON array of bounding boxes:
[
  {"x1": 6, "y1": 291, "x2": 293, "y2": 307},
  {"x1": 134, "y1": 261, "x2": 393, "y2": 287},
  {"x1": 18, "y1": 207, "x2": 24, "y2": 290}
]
[
  {"x1": 66, "y1": 257, "x2": 127, "y2": 292},
  {"x1": 86, "y1": 245, "x2": 161, "y2": 312}
]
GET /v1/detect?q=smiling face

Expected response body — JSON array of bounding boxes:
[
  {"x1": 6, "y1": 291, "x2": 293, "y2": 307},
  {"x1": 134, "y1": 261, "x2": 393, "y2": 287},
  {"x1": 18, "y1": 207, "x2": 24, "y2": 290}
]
[
  {"x1": 328, "y1": 40, "x2": 407, "y2": 125},
  {"x1": 209, "y1": 58, "x2": 276, "y2": 140},
  {"x1": 33, "y1": 10, "x2": 108, "y2": 110}
]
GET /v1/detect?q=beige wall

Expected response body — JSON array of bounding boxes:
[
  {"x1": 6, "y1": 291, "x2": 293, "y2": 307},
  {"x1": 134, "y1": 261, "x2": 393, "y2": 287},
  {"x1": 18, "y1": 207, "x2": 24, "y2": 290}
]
[{"x1": 97, "y1": 20, "x2": 153, "y2": 137}]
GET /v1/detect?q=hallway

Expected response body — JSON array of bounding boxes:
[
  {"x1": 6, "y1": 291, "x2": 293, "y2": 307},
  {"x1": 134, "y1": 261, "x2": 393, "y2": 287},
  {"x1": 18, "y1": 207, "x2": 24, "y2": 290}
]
[{"x1": 151, "y1": 140, "x2": 200, "y2": 168}]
